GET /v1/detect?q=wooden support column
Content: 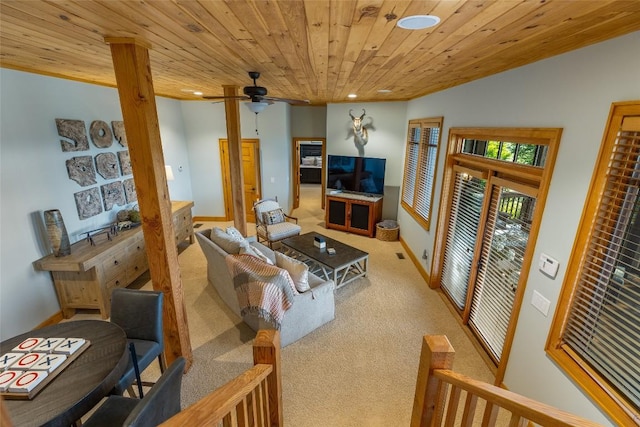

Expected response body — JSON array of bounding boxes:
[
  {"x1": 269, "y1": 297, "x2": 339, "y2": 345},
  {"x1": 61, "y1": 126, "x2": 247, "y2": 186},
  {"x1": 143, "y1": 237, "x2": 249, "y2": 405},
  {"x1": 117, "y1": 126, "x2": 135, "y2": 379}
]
[
  {"x1": 105, "y1": 37, "x2": 192, "y2": 370},
  {"x1": 223, "y1": 85, "x2": 247, "y2": 236}
]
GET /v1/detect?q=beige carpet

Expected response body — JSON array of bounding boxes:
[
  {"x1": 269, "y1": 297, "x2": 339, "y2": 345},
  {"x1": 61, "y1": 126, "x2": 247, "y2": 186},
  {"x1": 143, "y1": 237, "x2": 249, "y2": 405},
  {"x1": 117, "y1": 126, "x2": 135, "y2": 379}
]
[{"x1": 72, "y1": 184, "x2": 495, "y2": 426}]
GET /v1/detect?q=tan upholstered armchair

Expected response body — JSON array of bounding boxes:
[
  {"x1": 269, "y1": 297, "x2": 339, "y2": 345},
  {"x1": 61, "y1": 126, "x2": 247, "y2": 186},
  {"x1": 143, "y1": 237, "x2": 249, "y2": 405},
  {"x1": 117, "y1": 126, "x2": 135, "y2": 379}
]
[{"x1": 253, "y1": 198, "x2": 301, "y2": 248}]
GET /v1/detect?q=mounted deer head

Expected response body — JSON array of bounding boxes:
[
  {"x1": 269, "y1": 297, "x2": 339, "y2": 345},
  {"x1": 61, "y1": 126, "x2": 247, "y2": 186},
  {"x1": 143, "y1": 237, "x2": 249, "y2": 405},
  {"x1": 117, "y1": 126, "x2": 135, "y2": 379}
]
[{"x1": 349, "y1": 109, "x2": 369, "y2": 147}]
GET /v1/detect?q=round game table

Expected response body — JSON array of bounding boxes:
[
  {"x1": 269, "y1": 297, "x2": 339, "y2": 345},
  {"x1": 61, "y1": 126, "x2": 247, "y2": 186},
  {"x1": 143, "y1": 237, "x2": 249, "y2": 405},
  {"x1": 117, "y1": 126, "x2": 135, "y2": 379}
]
[{"x1": 1, "y1": 320, "x2": 127, "y2": 427}]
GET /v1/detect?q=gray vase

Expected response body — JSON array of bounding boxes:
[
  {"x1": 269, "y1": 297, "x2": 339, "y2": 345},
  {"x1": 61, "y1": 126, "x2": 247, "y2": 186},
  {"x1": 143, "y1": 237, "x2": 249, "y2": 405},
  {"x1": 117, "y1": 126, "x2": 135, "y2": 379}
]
[{"x1": 44, "y1": 209, "x2": 71, "y2": 257}]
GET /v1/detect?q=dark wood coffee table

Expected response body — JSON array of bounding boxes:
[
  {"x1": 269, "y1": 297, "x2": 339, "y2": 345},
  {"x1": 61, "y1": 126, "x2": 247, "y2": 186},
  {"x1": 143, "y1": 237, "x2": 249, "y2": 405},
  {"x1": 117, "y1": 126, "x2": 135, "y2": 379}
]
[{"x1": 280, "y1": 232, "x2": 368, "y2": 289}]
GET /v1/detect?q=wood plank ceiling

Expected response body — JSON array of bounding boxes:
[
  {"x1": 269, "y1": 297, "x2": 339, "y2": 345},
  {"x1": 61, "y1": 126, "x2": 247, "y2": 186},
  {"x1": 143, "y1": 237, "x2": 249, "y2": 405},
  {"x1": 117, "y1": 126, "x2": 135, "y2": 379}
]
[{"x1": 1, "y1": 0, "x2": 639, "y2": 104}]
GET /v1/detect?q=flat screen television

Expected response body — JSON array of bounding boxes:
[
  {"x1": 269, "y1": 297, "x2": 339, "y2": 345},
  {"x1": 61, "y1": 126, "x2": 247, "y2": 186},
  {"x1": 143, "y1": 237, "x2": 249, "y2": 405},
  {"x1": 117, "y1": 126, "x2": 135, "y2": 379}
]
[{"x1": 327, "y1": 155, "x2": 386, "y2": 196}]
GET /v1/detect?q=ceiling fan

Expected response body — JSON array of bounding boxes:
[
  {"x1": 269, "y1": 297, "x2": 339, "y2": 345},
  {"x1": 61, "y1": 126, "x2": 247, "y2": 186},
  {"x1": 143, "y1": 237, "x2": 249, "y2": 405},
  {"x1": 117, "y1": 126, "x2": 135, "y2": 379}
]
[{"x1": 203, "y1": 71, "x2": 310, "y2": 113}]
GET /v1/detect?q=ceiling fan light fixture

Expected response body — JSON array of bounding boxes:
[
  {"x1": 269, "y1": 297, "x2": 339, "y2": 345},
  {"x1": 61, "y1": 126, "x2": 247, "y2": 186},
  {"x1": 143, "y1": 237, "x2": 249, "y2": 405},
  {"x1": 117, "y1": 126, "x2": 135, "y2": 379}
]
[
  {"x1": 246, "y1": 101, "x2": 269, "y2": 114},
  {"x1": 397, "y1": 15, "x2": 440, "y2": 30}
]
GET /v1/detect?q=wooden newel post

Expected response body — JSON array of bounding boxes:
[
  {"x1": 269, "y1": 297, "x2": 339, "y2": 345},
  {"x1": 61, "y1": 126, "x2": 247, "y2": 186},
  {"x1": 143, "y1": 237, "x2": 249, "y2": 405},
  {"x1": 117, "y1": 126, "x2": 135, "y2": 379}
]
[
  {"x1": 411, "y1": 335, "x2": 455, "y2": 427},
  {"x1": 253, "y1": 330, "x2": 283, "y2": 427}
]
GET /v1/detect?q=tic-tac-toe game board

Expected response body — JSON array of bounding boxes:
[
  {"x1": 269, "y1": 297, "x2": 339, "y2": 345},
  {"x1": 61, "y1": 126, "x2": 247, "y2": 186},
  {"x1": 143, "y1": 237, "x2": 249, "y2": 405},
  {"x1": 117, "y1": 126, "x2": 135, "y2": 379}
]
[{"x1": 0, "y1": 337, "x2": 90, "y2": 399}]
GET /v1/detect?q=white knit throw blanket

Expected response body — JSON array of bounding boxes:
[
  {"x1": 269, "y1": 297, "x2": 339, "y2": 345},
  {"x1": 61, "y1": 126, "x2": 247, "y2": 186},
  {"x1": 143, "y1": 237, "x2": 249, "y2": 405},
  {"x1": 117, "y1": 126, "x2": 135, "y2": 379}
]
[{"x1": 225, "y1": 254, "x2": 298, "y2": 329}]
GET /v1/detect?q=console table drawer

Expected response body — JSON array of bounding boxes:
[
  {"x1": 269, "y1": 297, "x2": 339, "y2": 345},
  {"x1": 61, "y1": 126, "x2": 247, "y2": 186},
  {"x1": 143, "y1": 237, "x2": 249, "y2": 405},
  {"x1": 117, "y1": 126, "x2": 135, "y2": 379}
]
[
  {"x1": 105, "y1": 271, "x2": 127, "y2": 291},
  {"x1": 126, "y1": 236, "x2": 146, "y2": 257},
  {"x1": 126, "y1": 255, "x2": 148, "y2": 281},
  {"x1": 173, "y1": 209, "x2": 194, "y2": 244},
  {"x1": 101, "y1": 254, "x2": 126, "y2": 282}
]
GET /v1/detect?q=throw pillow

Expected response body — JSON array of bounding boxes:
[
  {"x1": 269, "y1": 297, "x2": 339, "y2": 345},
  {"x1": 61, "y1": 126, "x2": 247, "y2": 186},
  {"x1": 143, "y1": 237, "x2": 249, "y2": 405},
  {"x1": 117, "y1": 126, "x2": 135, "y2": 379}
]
[
  {"x1": 251, "y1": 244, "x2": 275, "y2": 265},
  {"x1": 239, "y1": 242, "x2": 261, "y2": 259},
  {"x1": 275, "y1": 252, "x2": 310, "y2": 292},
  {"x1": 209, "y1": 227, "x2": 244, "y2": 254},
  {"x1": 263, "y1": 208, "x2": 285, "y2": 225},
  {"x1": 239, "y1": 243, "x2": 274, "y2": 265},
  {"x1": 225, "y1": 226, "x2": 245, "y2": 241}
]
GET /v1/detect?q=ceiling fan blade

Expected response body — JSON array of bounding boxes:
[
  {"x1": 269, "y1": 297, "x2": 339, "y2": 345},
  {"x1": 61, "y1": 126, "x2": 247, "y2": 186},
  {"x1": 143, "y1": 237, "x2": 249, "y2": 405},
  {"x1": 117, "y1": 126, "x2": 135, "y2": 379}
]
[
  {"x1": 202, "y1": 95, "x2": 249, "y2": 100},
  {"x1": 262, "y1": 96, "x2": 310, "y2": 105}
]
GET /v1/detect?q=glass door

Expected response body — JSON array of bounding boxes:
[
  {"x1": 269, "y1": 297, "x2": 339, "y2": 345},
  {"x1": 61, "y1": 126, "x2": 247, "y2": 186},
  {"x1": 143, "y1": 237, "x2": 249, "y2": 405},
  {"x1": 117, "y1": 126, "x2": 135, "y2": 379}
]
[
  {"x1": 470, "y1": 179, "x2": 537, "y2": 363},
  {"x1": 440, "y1": 167, "x2": 487, "y2": 311}
]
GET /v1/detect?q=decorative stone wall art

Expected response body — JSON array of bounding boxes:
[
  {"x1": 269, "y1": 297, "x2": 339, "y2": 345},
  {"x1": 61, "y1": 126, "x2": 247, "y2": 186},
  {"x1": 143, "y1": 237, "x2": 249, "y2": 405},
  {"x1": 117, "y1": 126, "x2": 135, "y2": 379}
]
[
  {"x1": 95, "y1": 152, "x2": 120, "y2": 180},
  {"x1": 66, "y1": 156, "x2": 97, "y2": 186},
  {"x1": 112, "y1": 121, "x2": 127, "y2": 147},
  {"x1": 74, "y1": 187, "x2": 102, "y2": 219},
  {"x1": 118, "y1": 151, "x2": 132, "y2": 175},
  {"x1": 89, "y1": 120, "x2": 113, "y2": 148},
  {"x1": 57, "y1": 117, "x2": 137, "y2": 221},
  {"x1": 56, "y1": 119, "x2": 89, "y2": 152},
  {"x1": 101, "y1": 182, "x2": 125, "y2": 211},
  {"x1": 123, "y1": 178, "x2": 138, "y2": 204}
]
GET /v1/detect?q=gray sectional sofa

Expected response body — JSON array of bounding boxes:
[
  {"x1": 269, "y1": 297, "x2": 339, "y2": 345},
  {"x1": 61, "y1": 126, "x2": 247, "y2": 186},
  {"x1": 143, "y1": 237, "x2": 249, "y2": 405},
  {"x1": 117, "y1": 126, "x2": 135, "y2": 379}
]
[{"x1": 195, "y1": 228, "x2": 336, "y2": 347}]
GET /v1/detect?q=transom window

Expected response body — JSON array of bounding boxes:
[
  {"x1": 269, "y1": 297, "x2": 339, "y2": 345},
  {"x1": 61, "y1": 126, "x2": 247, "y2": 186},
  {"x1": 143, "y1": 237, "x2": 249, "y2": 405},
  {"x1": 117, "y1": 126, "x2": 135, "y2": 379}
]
[{"x1": 461, "y1": 139, "x2": 548, "y2": 167}]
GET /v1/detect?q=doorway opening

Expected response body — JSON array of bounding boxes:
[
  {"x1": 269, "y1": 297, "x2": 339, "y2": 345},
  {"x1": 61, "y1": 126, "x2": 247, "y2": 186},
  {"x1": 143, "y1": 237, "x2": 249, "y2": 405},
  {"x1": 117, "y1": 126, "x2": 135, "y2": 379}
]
[{"x1": 292, "y1": 138, "x2": 326, "y2": 211}]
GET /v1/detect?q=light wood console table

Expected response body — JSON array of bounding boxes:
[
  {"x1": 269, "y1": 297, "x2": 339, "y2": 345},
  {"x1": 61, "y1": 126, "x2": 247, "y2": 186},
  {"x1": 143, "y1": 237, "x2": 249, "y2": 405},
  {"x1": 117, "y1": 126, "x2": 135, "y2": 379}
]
[{"x1": 34, "y1": 201, "x2": 194, "y2": 319}]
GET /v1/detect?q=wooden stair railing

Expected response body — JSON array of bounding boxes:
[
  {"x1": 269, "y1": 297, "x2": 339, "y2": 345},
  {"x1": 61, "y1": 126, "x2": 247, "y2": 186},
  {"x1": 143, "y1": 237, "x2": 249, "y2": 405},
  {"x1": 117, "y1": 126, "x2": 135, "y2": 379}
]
[
  {"x1": 161, "y1": 329, "x2": 282, "y2": 427},
  {"x1": 411, "y1": 335, "x2": 604, "y2": 427}
]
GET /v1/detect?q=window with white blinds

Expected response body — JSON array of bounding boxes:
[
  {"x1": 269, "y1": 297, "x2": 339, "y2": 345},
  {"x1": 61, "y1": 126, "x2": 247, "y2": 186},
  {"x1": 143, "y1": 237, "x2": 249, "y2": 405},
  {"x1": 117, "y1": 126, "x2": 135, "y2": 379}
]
[
  {"x1": 440, "y1": 171, "x2": 486, "y2": 310},
  {"x1": 470, "y1": 185, "x2": 535, "y2": 363},
  {"x1": 401, "y1": 117, "x2": 443, "y2": 230},
  {"x1": 548, "y1": 102, "x2": 640, "y2": 424}
]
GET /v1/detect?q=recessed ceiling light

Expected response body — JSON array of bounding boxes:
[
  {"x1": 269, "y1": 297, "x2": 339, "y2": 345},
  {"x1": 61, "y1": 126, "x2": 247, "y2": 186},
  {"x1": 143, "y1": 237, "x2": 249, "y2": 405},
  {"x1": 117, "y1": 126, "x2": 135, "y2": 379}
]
[
  {"x1": 397, "y1": 15, "x2": 440, "y2": 30},
  {"x1": 347, "y1": 94, "x2": 357, "y2": 98},
  {"x1": 180, "y1": 89, "x2": 196, "y2": 93},
  {"x1": 193, "y1": 91, "x2": 203, "y2": 96},
  {"x1": 377, "y1": 89, "x2": 392, "y2": 93}
]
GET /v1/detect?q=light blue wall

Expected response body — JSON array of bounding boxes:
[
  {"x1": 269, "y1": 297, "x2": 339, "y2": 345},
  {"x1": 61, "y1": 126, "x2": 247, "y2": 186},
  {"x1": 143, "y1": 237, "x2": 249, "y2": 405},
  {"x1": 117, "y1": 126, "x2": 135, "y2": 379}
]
[
  {"x1": 0, "y1": 70, "x2": 293, "y2": 339},
  {"x1": 181, "y1": 100, "x2": 292, "y2": 217},
  {"x1": 0, "y1": 69, "x2": 192, "y2": 339},
  {"x1": 326, "y1": 102, "x2": 407, "y2": 187},
  {"x1": 180, "y1": 101, "x2": 228, "y2": 217},
  {"x1": 291, "y1": 105, "x2": 326, "y2": 138},
  {"x1": 399, "y1": 31, "x2": 640, "y2": 425}
]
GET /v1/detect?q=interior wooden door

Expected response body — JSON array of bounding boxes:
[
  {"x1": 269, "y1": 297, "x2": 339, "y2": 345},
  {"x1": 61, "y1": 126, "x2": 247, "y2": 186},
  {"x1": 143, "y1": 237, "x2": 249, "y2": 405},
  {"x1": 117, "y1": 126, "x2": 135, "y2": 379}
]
[{"x1": 220, "y1": 139, "x2": 261, "y2": 223}]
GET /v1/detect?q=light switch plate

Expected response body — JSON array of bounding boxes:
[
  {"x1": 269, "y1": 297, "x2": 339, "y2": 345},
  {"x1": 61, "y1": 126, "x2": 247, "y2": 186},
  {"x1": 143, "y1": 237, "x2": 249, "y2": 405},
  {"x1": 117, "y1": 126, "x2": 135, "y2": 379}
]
[
  {"x1": 531, "y1": 290, "x2": 551, "y2": 316},
  {"x1": 538, "y1": 253, "x2": 559, "y2": 278}
]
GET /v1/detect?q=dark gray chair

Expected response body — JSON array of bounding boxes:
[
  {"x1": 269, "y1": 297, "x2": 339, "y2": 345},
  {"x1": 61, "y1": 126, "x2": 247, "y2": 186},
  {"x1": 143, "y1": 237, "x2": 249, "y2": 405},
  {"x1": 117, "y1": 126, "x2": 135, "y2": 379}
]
[
  {"x1": 110, "y1": 288, "x2": 166, "y2": 396},
  {"x1": 83, "y1": 357, "x2": 185, "y2": 427}
]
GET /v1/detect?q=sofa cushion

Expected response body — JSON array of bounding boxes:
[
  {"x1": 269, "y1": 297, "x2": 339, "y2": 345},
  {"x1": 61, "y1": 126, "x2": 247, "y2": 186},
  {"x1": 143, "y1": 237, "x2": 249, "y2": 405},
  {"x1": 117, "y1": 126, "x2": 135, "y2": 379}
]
[
  {"x1": 209, "y1": 227, "x2": 245, "y2": 254},
  {"x1": 263, "y1": 208, "x2": 285, "y2": 225},
  {"x1": 275, "y1": 252, "x2": 310, "y2": 292}
]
